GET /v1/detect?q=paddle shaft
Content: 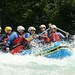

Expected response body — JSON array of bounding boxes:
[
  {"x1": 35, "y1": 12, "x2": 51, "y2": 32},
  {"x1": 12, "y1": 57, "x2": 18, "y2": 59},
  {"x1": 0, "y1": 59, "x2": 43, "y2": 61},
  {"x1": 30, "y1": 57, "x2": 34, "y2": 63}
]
[
  {"x1": 56, "y1": 27, "x2": 73, "y2": 41},
  {"x1": 57, "y1": 27, "x2": 66, "y2": 34},
  {"x1": 38, "y1": 28, "x2": 50, "y2": 37},
  {"x1": 0, "y1": 42, "x2": 4, "y2": 45},
  {"x1": 12, "y1": 43, "x2": 21, "y2": 48},
  {"x1": 57, "y1": 27, "x2": 73, "y2": 36}
]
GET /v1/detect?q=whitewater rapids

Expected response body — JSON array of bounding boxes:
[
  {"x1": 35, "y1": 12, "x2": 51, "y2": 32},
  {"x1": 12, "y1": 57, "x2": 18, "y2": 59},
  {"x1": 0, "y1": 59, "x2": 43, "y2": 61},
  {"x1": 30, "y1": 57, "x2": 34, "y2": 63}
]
[{"x1": 0, "y1": 35, "x2": 75, "y2": 75}]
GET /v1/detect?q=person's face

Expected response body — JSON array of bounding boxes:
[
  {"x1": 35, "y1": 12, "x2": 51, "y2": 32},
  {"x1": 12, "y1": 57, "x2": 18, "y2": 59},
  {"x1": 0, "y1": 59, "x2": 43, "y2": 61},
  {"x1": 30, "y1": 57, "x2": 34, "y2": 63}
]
[
  {"x1": 40, "y1": 27, "x2": 45, "y2": 32},
  {"x1": 48, "y1": 23, "x2": 52, "y2": 27},
  {"x1": 30, "y1": 30, "x2": 35, "y2": 35},
  {"x1": 51, "y1": 28, "x2": 56, "y2": 32},
  {"x1": 19, "y1": 30, "x2": 24, "y2": 35},
  {"x1": 7, "y1": 30, "x2": 12, "y2": 34}
]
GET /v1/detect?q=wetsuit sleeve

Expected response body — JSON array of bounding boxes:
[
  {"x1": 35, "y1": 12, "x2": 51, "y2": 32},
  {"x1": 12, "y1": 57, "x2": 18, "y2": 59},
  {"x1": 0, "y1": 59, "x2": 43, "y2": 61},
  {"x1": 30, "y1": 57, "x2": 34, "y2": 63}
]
[
  {"x1": 58, "y1": 32, "x2": 65, "y2": 39},
  {"x1": 0, "y1": 34, "x2": 6, "y2": 42},
  {"x1": 6, "y1": 32, "x2": 17, "y2": 47}
]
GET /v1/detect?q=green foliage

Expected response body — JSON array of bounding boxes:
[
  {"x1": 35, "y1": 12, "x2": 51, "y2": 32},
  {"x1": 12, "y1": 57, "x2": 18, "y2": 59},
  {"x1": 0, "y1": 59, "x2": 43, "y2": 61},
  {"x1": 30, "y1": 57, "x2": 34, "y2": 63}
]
[{"x1": 0, "y1": 0, "x2": 75, "y2": 33}]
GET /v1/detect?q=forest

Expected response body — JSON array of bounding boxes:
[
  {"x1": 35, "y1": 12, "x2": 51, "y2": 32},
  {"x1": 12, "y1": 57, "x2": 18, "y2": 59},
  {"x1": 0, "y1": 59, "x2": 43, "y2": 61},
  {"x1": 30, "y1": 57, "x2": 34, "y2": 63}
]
[{"x1": 0, "y1": 0, "x2": 75, "y2": 34}]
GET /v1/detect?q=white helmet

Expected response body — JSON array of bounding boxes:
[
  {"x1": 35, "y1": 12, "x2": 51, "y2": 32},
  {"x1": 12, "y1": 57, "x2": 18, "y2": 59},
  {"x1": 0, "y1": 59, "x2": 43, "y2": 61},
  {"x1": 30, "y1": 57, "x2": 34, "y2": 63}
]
[
  {"x1": 48, "y1": 23, "x2": 52, "y2": 27},
  {"x1": 28, "y1": 26, "x2": 36, "y2": 32},
  {"x1": 40, "y1": 24, "x2": 46, "y2": 28},
  {"x1": 50, "y1": 25, "x2": 57, "y2": 29},
  {"x1": 0, "y1": 27, "x2": 2, "y2": 30},
  {"x1": 17, "y1": 26, "x2": 25, "y2": 32}
]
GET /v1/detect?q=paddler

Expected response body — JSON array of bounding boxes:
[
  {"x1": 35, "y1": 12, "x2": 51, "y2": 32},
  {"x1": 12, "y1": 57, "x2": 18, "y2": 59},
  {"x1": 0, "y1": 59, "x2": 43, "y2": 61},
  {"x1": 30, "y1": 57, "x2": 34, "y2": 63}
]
[
  {"x1": 0, "y1": 26, "x2": 12, "y2": 45},
  {"x1": 6, "y1": 26, "x2": 25, "y2": 52},
  {"x1": 25, "y1": 26, "x2": 39, "y2": 46},
  {"x1": 0, "y1": 27, "x2": 2, "y2": 38},
  {"x1": 39, "y1": 24, "x2": 50, "y2": 43},
  {"x1": 0, "y1": 27, "x2": 3, "y2": 43},
  {"x1": 0, "y1": 27, "x2": 2, "y2": 33},
  {"x1": 49, "y1": 25, "x2": 69, "y2": 42}
]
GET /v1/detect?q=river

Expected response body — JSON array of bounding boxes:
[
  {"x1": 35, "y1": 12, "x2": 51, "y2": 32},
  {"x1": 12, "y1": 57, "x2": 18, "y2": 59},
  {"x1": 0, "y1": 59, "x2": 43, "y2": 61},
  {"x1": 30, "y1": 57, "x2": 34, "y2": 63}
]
[{"x1": 0, "y1": 36, "x2": 75, "y2": 75}]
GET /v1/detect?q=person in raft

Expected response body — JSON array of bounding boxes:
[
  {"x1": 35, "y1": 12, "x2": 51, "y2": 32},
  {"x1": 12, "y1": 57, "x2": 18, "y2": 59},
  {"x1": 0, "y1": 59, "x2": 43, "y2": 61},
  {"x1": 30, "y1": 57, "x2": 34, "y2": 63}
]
[
  {"x1": 49, "y1": 25, "x2": 69, "y2": 42},
  {"x1": 0, "y1": 27, "x2": 2, "y2": 37},
  {"x1": 0, "y1": 27, "x2": 3, "y2": 42},
  {"x1": 25, "y1": 26, "x2": 40, "y2": 46},
  {"x1": 6, "y1": 26, "x2": 25, "y2": 52},
  {"x1": 39, "y1": 24, "x2": 50, "y2": 43},
  {"x1": 0, "y1": 26, "x2": 12, "y2": 45}
]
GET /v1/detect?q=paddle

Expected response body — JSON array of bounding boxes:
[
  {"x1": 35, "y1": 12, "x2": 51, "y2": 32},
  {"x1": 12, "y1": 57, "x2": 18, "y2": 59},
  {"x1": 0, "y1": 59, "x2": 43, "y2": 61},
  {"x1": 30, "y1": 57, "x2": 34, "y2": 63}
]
[
  {"x1": 0, "y1": 42, "x2": 4, "y2": 45},
  {"x1": 9, "y1": 42, "x2": 25, "y2": 54},
  {"x1": 56, "y1": 27, "x2": 73, "y2": 38},
  {"x1": 10, "y1": 41, "x2": 31, "y2": 54},
  {"x1": 56, "y1": 26, "x2": 74, "y2": 43},
  {"x1": 49, "y1": 24, "x2": 67, "y2": 34},
  {"x1": 49, "y1": 24, "x2": 74, "y2": 42},
  {"x1": 37, "y1": 28, "x2": 50, "y2": 37},
  {"x1": 25, "y1": 28, "x2": 50, "y2": 41},
  {"x1": 49, "y1": 24, "x2": 72, "y2": 36},
  {"x1": 25, "y1": 36, "x2": 33, "y2": 41},
  {"x1": 0, "y1": 40, "x2": 5, "y2": 45},
  {"x1": 57, "y1": 27, "x2": 67, "y2": 34},
  {"x1": 11, "y1": 43, "x2": 22, "y2": 49}
]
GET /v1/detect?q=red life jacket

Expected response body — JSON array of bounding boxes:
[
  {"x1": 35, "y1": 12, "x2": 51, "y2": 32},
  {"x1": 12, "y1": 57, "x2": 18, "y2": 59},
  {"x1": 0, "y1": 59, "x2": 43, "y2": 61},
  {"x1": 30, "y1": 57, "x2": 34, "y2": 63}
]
[
  {"x1": 50, "y1": 32, "x2": 60, "y2": 42},
  {"x1": 40, "y1": 33, "x2": 50, "y2": 43},
  {"x1": 10, "y1": 45, "x2": 24, "y2": 54},
  {"x1": 10, "y1": 34, "x2": 24, "y2": 54},
  {"x1": 13, "y1": 35, "x2": 24, "y2": 45}
]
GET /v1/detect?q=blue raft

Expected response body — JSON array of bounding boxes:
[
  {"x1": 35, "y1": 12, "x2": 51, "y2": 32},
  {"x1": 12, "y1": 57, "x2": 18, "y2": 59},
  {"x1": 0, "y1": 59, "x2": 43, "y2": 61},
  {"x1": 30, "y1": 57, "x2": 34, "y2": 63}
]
[{"x1": 19, "y1": 41, "x2": 72, "y2": 59}]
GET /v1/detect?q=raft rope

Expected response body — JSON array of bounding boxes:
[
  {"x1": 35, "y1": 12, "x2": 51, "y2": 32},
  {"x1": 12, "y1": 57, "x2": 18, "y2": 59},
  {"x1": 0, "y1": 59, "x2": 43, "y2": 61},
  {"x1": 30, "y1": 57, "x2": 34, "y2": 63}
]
[{"x1": 34, "y1": 46, "x2": 69, "y2": 56}]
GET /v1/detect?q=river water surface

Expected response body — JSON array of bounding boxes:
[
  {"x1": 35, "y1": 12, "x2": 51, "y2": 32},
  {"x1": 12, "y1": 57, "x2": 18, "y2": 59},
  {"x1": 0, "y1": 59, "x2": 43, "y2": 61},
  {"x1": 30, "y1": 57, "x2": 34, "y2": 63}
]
[{"x1": 0, "y1": 36, "x2": 75, "y2": 75}]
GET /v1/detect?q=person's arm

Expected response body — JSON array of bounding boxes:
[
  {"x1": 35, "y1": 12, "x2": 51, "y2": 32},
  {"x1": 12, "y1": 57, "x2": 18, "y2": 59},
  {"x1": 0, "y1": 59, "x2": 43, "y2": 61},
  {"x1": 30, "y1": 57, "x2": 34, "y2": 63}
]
[
  {"x1": 0, "y1": 34, "x2": 6, "y2": 42},
  {"x1": 40, "y1": 32, "x2": 48, "y2": 38},
  {"x1": 58, "y1": 32, "x2": 65, "y2": 39},
  {"x1": 6, "y1": 32, "x2": 17, "y2": 51},
  {"x1": 58, "y1": 32, "x2": 69, "y2": 40},
  {"x1": 65, "y1": 32, "x2": 69, "y2": 38}
]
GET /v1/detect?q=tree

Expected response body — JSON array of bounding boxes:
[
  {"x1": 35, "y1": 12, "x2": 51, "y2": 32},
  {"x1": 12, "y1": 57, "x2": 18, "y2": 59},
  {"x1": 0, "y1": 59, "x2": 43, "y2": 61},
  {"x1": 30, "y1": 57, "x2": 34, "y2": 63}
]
[{"x1": 0, "y1": 0, "x2": 75, "y2": 34}]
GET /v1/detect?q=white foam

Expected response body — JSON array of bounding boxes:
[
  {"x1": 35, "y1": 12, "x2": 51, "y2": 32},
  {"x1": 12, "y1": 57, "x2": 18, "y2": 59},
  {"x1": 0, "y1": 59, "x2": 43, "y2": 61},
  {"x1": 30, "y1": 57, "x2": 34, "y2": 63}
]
[{"x1": 0, "y1": 36, "x2": 75, "y2": 75}]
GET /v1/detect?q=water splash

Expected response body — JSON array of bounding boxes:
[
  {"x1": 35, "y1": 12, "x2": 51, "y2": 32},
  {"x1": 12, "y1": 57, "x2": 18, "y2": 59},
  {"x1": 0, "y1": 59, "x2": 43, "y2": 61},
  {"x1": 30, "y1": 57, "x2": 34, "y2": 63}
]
[
  {"x1": 0, "y1": 51, "x2": 75, "y2": 75},
  {"x1": 0, "y1": 36, "x2": 75, "y2": 75},
  {"x1": 69, "y1": 35, "x2": 75, "y2": 48}
]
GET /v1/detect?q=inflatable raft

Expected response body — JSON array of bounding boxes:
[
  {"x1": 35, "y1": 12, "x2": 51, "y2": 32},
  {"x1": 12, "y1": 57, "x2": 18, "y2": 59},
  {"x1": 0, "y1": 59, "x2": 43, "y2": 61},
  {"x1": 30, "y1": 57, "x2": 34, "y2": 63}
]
[{"x1": 18, "y1": 41, "x2": 72, "y2": 59}]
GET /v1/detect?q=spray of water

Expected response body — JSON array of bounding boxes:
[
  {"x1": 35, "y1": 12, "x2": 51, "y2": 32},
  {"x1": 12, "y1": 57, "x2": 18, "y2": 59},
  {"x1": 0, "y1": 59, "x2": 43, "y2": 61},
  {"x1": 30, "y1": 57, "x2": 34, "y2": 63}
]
[
  {"x1": 69, "y1": 35, "x2": 75, "y2": 48},
  {"x1": 0, "y1": 35, "x2": 75, "y2": 75}
]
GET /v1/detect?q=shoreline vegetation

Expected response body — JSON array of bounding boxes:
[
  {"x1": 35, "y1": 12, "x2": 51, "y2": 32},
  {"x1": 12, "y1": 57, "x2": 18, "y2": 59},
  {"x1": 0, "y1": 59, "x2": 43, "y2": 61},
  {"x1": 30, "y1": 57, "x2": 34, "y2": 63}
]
[{"x1": 0, "y1": 0, "x2": 75, "y2": 34}]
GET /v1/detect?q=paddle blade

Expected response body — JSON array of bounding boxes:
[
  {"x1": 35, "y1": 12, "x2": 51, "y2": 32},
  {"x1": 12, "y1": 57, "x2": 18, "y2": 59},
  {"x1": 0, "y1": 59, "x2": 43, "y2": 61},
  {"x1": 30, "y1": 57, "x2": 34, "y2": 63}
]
[{"x1": 25, "y1": 36, "x2": 33, "y2": 41}]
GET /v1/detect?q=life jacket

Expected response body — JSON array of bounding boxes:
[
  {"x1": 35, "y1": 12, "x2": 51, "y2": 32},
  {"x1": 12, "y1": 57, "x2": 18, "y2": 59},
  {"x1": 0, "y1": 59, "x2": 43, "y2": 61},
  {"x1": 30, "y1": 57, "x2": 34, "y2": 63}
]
[
  {"x1": 50, "y1": 32, "x2": 60, "y2": 42},
  {"x1": 39, "y1": 33, "x2": 50, "y2": 43},
  {"x1": 13, "y1": 34, "x2": 24, "y2": 45},
  {"x1": 10, "y1": 45, "x2": 24, "y2": 54},
  {"x1": 10, "y1": 33, "x2": 25, "y2": 54}
]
